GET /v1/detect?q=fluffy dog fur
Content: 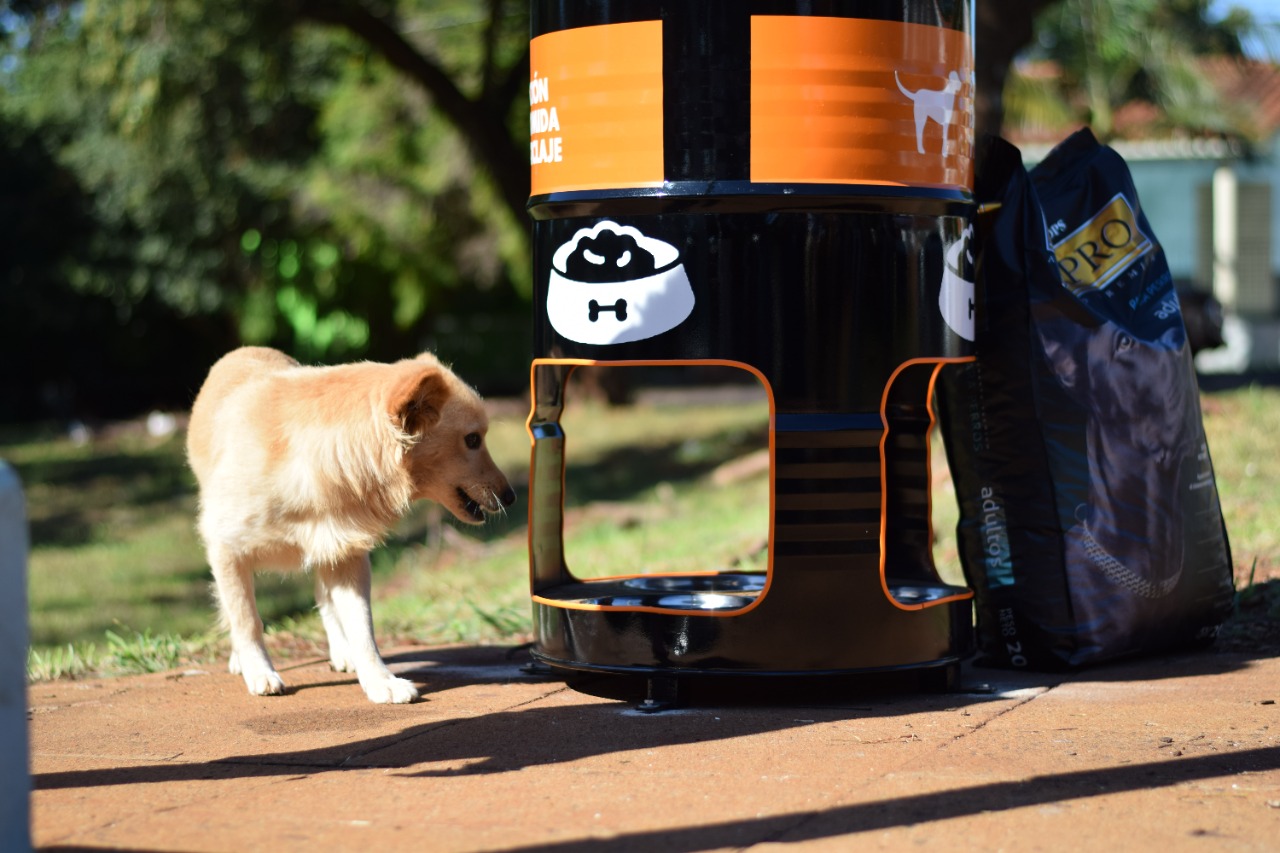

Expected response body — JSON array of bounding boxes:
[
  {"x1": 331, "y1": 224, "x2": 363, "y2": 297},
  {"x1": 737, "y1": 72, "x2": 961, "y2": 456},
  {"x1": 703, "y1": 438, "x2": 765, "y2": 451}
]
[{"x1": 187, "y1": 346, "x2": 515, "y2": 703}]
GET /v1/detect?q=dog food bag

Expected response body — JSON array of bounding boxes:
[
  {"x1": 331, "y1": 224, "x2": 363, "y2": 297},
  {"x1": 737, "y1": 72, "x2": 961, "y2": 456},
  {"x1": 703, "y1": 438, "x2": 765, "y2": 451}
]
[{"x1": 937, "y1": 130, "x2": 1233, "y2": 669}]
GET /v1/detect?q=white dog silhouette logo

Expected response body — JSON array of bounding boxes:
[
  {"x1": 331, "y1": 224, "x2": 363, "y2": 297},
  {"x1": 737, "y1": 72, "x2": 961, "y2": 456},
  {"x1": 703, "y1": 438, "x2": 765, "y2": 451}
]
[{"x1": 895, "y1": 70, "x2": 962, "y2": 156}]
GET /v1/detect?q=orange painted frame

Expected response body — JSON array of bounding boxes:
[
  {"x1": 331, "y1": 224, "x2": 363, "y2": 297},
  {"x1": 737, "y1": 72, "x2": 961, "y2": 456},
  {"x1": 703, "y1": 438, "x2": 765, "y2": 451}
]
[
  {"x1": 878, "y1": 356, "x2": 977, "y2": 612},
  {"x1": 526, "y1": 355, "x2": 976, "y2": 617},
  {"x1": 527, "y1": 358, "x2": 776, "y2": 617}
]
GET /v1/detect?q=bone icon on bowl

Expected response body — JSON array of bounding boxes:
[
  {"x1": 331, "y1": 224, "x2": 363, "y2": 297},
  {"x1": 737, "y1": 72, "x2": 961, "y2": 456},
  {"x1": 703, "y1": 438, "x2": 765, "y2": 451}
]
[{"x1": 547, "y1": 221, "x2": 695, "y2": 345}]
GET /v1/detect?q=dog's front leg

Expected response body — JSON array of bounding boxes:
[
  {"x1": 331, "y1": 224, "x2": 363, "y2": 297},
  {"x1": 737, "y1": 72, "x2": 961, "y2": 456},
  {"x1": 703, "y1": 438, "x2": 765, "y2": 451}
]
[
  {"x1": 314, "y1": 571, "x2": 354, "y2": 674},
  {"x1": 210, "y1": 546, "x2": 286, "y2": 696},
  {"x1": 317, "y1": 554, "x2": 420, "y2": 704}
]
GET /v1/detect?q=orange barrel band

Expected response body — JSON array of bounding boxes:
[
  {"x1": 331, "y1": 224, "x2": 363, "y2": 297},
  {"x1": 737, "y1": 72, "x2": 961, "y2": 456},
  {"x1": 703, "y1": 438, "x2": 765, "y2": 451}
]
[{"x1": 529, "y1": 4, "x2": 973, "y2": 200}]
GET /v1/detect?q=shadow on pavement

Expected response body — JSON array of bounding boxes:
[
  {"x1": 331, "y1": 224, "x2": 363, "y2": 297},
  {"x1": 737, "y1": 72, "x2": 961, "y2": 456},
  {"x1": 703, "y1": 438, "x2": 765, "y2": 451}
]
[
  {"x1": 504, "y1": 746, "x2": 1280, "y2": 853},
  {"x1": 34, "y1": 644, "x2": 1272, "y2": 794}
]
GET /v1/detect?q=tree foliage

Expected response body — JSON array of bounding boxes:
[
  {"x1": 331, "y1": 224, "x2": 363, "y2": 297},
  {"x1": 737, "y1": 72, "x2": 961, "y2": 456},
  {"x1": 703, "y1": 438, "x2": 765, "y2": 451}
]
[
  {"x1": 1013, "y1": 0, "x2": 1260, "y2": 141},
  {"x1": 974, "y1": 0, "x2": 1061, "y2": 137},
  {"x1": 2, "y1": 0, "x2": 531, "y2": 419}
]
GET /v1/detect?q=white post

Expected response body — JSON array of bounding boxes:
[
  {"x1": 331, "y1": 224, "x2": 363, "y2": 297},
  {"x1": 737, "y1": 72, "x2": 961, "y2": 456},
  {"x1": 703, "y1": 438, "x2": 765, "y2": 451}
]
[
  {"x1": 0, "y1": 462, "x2": 31, "y2": 851},
  {"x1": 1212, "y1": 163, "x2": 1239, "y2": 311}
]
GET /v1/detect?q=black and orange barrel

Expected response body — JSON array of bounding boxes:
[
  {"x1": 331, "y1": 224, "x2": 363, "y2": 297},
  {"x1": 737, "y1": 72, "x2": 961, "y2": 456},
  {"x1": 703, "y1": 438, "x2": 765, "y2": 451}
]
[{"x1": 526, "y1": 0, "x2": 978, "y2": 689}]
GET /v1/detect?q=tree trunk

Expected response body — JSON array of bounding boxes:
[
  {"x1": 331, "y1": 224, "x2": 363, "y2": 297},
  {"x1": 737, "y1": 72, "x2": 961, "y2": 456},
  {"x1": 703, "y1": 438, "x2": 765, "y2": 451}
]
[
  {"x1": 297, "y1": 0, "x2": 531, "y2": 235},
  {"x1": 975, "y1": 0, "x2": 1061, "y2": 138}
]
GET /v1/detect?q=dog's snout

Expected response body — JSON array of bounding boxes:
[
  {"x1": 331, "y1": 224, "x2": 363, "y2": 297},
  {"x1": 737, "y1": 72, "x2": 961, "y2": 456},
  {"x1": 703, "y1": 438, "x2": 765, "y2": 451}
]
[{"x1": 499, "y1": 486, "x2": 517, "y2": 507}]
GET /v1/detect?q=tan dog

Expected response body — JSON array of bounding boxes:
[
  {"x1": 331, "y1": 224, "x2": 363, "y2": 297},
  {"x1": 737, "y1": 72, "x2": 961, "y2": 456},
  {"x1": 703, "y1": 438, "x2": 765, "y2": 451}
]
[{"x1": 187, "y1": 346, "x2": 515, "y2": 703}]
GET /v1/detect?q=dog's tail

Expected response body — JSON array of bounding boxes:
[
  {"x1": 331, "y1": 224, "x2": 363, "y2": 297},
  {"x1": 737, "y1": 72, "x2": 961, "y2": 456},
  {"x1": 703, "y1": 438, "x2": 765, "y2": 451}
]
[{"x1": 894, "y1": 70, "x2": 915, "y2": 100}]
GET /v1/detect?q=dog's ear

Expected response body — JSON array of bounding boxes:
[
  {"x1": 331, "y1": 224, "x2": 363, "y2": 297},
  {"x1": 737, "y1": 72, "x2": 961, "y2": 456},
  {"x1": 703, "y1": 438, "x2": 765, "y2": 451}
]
[
  {"x1": 390, "y1": 365, "x2": 450, "y2": 435},
  {"x1": 1039, "y1": 333, "x2": 1079, "y2": 390},
  {"x1": 1032, "y1": 301, "x2": 1095, "y2": 391}
]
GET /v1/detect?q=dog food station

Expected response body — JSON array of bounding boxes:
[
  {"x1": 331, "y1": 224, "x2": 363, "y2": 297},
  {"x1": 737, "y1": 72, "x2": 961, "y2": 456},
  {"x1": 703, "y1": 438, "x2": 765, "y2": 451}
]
[{"x1": 526, "y1": 0, "x2": 977, "y2": 704}]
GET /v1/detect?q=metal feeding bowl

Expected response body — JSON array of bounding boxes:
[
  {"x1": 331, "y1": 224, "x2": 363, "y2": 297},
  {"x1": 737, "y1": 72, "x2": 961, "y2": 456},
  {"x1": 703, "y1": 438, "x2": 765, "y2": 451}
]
[{"x1": 567, "y1": 573, "x2": 768, "y2": 611}]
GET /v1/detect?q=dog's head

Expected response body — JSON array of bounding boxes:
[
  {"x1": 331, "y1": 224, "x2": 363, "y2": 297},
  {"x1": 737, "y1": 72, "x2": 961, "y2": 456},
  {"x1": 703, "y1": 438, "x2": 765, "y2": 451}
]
[
  {"x1": 1037, "y1": 311, "x2": 1191, "y2": 464},
  {"x1": 387, "y1": 354, "x2": 516, "y2": 524}
]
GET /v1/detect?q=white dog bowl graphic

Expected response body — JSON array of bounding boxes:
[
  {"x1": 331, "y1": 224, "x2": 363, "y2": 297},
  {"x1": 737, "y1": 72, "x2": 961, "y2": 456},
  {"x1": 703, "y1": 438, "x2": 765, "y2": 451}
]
[
  {"x1": 547, "y1": 221, "x2": 695, "y2": 345},
  {"x1": 938, "y1": 225, "x2": 975, "y2": 342}
]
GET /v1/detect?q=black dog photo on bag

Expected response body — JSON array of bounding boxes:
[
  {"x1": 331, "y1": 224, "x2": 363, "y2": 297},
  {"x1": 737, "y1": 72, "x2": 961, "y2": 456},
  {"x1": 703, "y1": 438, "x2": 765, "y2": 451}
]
[{"x1": 938, "y1": 130, "x2": 1233, "y2": 669}]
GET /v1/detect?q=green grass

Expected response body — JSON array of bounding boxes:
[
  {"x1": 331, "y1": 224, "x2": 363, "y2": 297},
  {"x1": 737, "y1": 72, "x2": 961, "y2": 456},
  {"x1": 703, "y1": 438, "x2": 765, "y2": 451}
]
[
  {"x1": 1200, "y1": 386, "x2": 1280, "y2": 566},
  {"x1": 7, "y1": 426, "x2": 313, "y2": 651},
  {"x1": 8, "y1": 380, "x2": 1279, "y2": 681},
  {"x1": 556, "y1": 390, "x2": 770, "y2": 578}
]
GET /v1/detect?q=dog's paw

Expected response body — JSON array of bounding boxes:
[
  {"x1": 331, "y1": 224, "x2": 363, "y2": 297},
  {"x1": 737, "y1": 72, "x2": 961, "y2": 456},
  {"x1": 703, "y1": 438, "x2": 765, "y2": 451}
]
[
  {"x1": 228, "y1": 650, "x2": 241, "y2": 675},
  {"x1": 362, "y1": 675, "x2": 420, "y2": 704},
  {"x1": 328, "y1": 653, "x2": 355, "y2": 674},
  {"x1": 244, "y1": 670, "x2": 287, "y2": 696}
]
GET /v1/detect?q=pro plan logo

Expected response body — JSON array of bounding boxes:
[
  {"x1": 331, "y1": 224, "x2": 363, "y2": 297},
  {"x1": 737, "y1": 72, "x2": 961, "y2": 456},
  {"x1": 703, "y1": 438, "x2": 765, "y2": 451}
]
[
  {"x1": 1050, "y1": 193, "x2": 1154, "y2": 295},
  {"x1": 547, "y1": 221, "x2": 694, "y2": 345}
]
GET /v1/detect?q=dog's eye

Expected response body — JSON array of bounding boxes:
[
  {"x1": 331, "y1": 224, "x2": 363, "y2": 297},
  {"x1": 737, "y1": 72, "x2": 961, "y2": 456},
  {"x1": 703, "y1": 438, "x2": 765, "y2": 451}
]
[
  {"x1": 1116, "y1": 334, "x2": 1135, "y2": 352},
  {"x1": 465, "y1": 433, "x2": 482, "y2": 450}
]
